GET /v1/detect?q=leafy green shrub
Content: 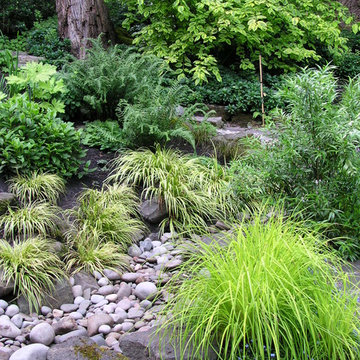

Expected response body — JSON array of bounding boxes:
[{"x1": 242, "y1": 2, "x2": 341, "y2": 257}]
[
  {"x1": 186, "y1": 67, "x2": 284, "y2": 116},
  {"x1": 335, "y1": 51, "x2": 360, "y2": 79},
  {"x1": 61, "y1": 39, "x2": 167, "y2": 120},
  {"x1": 25, "y1": 17, "x2": 73, "y2": 68},
  {"x1": 69, "y1": 184, "x2": 145, "y2": 251},
  {"x1": 123, "y1": 0, "x2": 353, "y2": 82},
  {"x1": 0, "y1": 202, "x2": 60, "y2": 240},
  {"x1": 65, "y1": 227, "x2": 129, "y2": 275},
  {"x1": 82, "y1": 120, "x2": 125, "y2": 152},
  {"x1": 0, "y1": 237, "x2": 65, "y2": 312},
  {"x1": 8, "y1": 172, "x2": 65, "y2": 205},
  {"x1": 161, "y1": 213, "x2": 360, "y2": 360},
  {"x1": 230, "y1": 66, "x2": 360, "y2": 259},
  {"x1": 108, "y1": 147, "x2": 236, "y2": 234},
  {"x1": 0, "y1": 95, "x2": 86, "y2": 177}
]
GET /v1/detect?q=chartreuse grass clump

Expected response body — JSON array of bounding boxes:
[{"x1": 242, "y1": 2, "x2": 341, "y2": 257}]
[
  {"x1": 8, "y1": 172, "x2": 65, "y2": 205},
  {"x1": 160, "y1": 213, "x2": 360, "y2": 360},
  {"x1": 0, "y1": 237, "x2": 65, "y2": 313},
  {"x1": 108, "y1": 146, "x2": 237, "y2": 234}
]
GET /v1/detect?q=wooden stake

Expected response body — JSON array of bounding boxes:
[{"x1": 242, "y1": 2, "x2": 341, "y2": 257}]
[{"x1": 259, "y1": 54, "x2": 265, "y2": 126}]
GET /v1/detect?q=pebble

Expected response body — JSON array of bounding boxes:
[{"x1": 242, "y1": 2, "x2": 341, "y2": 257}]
[
  {"x1": 90, "y1": 295, "x2": 104, "y2": 304},
  {"x1": 41, "y1": 307, "x2": 52, "y2": 316},
  {"x1": 98, "y1": 277, "x2": 109, "y2": 287},
  {"x1": 105, "y1": 294, "x2": 118, "y2": 302},
  {"x1": 98, "y1": 325, "x2": 111, "y2": 335},
  {"x1": 69, "y1": 312, "x2": 83, "y2": 320},
  {"x1": 121, "y1": 273, "x2": 140, "y2": 282},
  {"x1": 60, "y1": 304, "x2": 78, "y2": 313},
  {"x1": 117, "y1": 299, "x2": 131, "y2": 311},
  {"x1": 93, "y1": 271, "x2": 102, "y2": 280},
  {"x1": 0, "y1": 302, "x2": 8, "y2": 310},
  {"x1": 128, "y1": 244, "x2": 142, "y2": 257},
  {"x1": 121, "y1": 322, "x2": 133, "y2": 332},
  {"x1": 52, "y1": 309, "x2": 64, "y2": 318},
  {"x1": 72, "y1": 285, "x2": 83, "y2": 298},
  {"x1": 117, "y1": 283, "x2": 132, "y2": 300},
  {"x1": 103, "y1": 269, "x2": 122, "y2": 281},
  {"x1": 74, "y1": 296, "x2": 85, "y2": 305},
  {"x1": 10, "y1": 314, "x2": 23, "y2": 329},
  {"x1": 5, "y1": 306, "x2": 19, "y2": 318},
  {"x1": 78, "y1": 300, "x2": 91, "y2": 316},
  {"x1": 98, "y1": 285, "x2": 115, "y2": 296},
  {"x1": 128, "y1": 307, "x2": 144, "y2": 320}
]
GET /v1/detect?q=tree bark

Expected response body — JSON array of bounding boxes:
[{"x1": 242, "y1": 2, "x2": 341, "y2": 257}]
[{"x1": 56, "y1": 0, "x2": 115, "y2": 59}]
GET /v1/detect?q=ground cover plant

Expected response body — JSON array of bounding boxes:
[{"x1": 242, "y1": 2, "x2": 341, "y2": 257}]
[
  {"x1": 108, "y1": 146, "x2": 237, "y2": 234},
  {"x1": 230, "y1": 66, "x2": 360, "y2": 259},
  {"x1": 160, "y1": 212, "x2": 360, "y2": 360}
]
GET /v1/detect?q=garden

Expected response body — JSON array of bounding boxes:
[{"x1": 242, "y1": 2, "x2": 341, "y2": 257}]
[{"x1": 1, "y1": 0, "x2": 360, "y2": 359}]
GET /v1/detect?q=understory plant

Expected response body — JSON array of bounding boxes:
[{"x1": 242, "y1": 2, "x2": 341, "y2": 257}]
[
  {"x1": 8, "y1": 172, "x2": 65, "y2": 205},
  {"x1": 160, "y1": 213, "x2": 360, "y2": 360},
  {"x1": 230, "y1": 66, "x2": 360, "y2": 259},
  {"x1": 82, "y1": 120, "x2": 125, "y2": 152},
  {"x1": 61, "y1": 38, "x2": 167, "y2": 120},
  {"x1": 108, "y1": 146, "x2": 237, "y2": 234},
  {"x1": 0, "y1": 237, "x2": 65, "y2": 312}
]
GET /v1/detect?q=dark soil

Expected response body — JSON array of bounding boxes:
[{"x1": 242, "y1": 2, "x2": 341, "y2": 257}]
[{"x1": 58, "y1": 147, "x2": 116, "y2": 210}]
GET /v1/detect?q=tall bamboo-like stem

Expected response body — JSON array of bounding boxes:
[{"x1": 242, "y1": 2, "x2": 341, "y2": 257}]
[{"x1": 259, "y1": 54, "x2": 265, "y2": 126}]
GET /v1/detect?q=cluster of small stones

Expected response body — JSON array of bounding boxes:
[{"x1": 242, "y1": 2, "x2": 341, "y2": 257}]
[{"x1": 0, "y1": 231, "x2": 192, "y2": 360}]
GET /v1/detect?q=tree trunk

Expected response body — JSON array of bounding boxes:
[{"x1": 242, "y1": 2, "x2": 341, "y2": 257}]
[{"x1": 56, "y1": 0, "x2": 115, "y2": 59}]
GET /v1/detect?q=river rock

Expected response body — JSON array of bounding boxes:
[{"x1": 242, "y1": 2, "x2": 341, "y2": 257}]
[
  {"x1": 0, "y1": 316, "x2": 21, "y2": 338},
  {"x1": 117, "y1": 283, "x2": 132, "y2": 300},
  {"x1": 87, "y1": 314, "x2": 114, "y2": 336},
  {"x1": 30, "y1": 322, "x2": 55, "y2": 345},
  {"x1": 9, "y1": 344, "x2": 49, "y2": 360},
  {"x1": 103, "y1": 269, "x2": 122, "y2": 281},
  {"x1": 134, "y1": 282, "x2": 157, "y2": 300},
  {"x1": 52, "y1": 316, "x2": 78, "y2": 335},
  {"x1": 140, "y1": 200, "x2": 168, "y2": 224}
]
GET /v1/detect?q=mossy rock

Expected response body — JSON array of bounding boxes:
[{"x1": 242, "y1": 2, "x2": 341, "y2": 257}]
[{"x1": 47, "y1": 336, "x2": 129, "y2": 360}]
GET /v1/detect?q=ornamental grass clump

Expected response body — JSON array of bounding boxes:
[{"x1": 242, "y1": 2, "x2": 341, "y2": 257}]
[
  {"x1": 160, "y1": 213, "x2": 360, "y2": 360},
  {"x1": 0, "y1": 237, "x2": 65, "y2": 312},
  {"x1": 108, "y1": 146, "x2": 237, "y2": 234},
  {"x1": 8, "y1": 172, "x2": 65, "y2": 205},
  {"x1": 64, "y1": 227, "x2": 129, "y2": 275},
  {"x1": 69, "y1": 184, "x2": 145, "y2": 250},
  {"x1": 0, "y1": 202, "x2": 60, "y2": 240}
]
